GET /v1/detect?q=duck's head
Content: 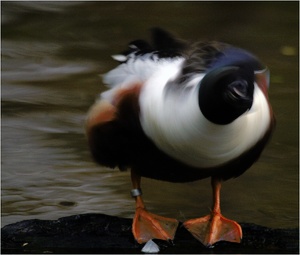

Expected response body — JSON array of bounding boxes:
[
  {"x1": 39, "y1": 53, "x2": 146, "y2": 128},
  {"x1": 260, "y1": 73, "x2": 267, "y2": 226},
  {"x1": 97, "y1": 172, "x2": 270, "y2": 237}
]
[{"x1": 198, "y1": 65, "x2": 255, "y2": 125}]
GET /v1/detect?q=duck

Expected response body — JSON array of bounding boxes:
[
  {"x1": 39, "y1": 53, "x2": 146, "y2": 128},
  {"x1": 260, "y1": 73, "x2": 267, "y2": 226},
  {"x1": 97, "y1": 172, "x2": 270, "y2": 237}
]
[{"x1": 85, "y1": 28, "x2": 275, "y2": 248}]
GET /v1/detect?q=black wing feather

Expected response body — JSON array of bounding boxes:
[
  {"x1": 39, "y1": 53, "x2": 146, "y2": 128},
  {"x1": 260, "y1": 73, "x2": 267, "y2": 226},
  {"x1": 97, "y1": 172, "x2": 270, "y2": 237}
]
[{"x1": 118, "y1": 28, "x2": 188, "y2": 62}]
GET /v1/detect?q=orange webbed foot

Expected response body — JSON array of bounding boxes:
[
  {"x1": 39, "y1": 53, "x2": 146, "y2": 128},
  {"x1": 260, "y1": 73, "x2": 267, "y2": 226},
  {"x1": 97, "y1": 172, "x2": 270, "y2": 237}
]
[
  {"x1": 132, "y1": 207, "x2": 179, "y2": 244},
  {"x1": 183, "y1": 211, "x2": 242, "y2": 247}
]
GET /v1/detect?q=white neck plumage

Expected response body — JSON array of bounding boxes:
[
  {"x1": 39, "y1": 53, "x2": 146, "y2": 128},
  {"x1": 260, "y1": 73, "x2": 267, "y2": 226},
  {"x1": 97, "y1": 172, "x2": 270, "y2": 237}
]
[{"x1": 140, "y1": 70, "x2": 271, "y2": 169}]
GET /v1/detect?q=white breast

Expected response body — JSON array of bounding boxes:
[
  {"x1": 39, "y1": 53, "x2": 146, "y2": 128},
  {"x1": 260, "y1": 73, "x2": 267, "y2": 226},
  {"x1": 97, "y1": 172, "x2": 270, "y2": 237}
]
[{"x1": 139, "y1": 68, "x2": 271, "y2": 169}]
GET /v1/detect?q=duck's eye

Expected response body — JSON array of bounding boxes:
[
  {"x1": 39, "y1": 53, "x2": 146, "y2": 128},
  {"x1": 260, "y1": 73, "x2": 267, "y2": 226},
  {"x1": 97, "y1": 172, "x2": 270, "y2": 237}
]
[
  {"x1": 228, "y1": 80, "x2": 248, "y2": 98},
  {"x1": 224, "y1": 79, "x2": 253, "y2": 107}
]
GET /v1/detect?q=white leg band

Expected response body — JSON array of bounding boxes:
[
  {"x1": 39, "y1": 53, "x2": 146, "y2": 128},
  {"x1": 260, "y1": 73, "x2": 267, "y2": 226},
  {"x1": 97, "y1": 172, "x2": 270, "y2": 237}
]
[{"x1": 131, "y1": 188, "x2": 142, "y2": 197}]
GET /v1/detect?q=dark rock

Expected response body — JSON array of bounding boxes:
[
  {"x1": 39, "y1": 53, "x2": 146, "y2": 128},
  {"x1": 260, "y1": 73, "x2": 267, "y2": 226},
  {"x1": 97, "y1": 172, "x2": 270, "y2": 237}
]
[{"x1": 1, "y1": 213, "x2": 299, "y2": 254}]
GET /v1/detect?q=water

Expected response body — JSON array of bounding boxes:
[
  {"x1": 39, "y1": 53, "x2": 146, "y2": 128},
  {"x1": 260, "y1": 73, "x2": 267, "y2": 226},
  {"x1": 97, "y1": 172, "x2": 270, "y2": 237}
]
[{"x1": 1, "y1": 2, "x2": 298, "y2": 229}]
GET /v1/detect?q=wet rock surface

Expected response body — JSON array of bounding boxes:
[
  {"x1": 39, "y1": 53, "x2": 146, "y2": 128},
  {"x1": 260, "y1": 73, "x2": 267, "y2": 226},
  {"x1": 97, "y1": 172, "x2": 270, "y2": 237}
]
[{"x1": 1, "y1": 213, "x2": 299, "y2": 254}]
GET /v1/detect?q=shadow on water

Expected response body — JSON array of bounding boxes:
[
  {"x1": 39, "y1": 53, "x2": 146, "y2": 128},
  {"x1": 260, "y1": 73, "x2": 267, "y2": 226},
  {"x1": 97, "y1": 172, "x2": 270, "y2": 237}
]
[{"x1": 1, "y1": 2, "x2": 299, "y2": 229}]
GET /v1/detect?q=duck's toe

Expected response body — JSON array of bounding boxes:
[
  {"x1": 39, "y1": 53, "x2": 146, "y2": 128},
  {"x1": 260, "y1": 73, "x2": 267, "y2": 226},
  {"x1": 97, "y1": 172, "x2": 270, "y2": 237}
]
[{"x1": 133, "y1": 207, "x2": 179, "y2": 244}]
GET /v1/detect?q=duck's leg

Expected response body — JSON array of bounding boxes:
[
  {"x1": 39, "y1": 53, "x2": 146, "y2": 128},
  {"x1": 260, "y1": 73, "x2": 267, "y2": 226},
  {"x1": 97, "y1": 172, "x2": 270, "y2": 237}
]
[
  {"x1": 183, "y1": 177, "x2": 242, "y2": 247},
  {"x1": 131, "y1": 169, "x2": 179, "y2": 244}
]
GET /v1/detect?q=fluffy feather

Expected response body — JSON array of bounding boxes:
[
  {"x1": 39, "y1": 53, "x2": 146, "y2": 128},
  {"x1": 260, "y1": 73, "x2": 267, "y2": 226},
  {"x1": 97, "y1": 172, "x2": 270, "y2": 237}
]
[
  {"x1": 140, "y1": 77, "x2": 271, "y2": 168},
  {"x1": 88, "y1": 28, "x2": 274, "y2": 181}
]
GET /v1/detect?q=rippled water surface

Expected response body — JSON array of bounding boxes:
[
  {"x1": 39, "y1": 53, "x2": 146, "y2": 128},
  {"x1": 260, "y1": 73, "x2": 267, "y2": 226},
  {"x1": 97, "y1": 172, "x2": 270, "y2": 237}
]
[{"x1": 1, "y1": 2, "x2": 299, "y2": 229}]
